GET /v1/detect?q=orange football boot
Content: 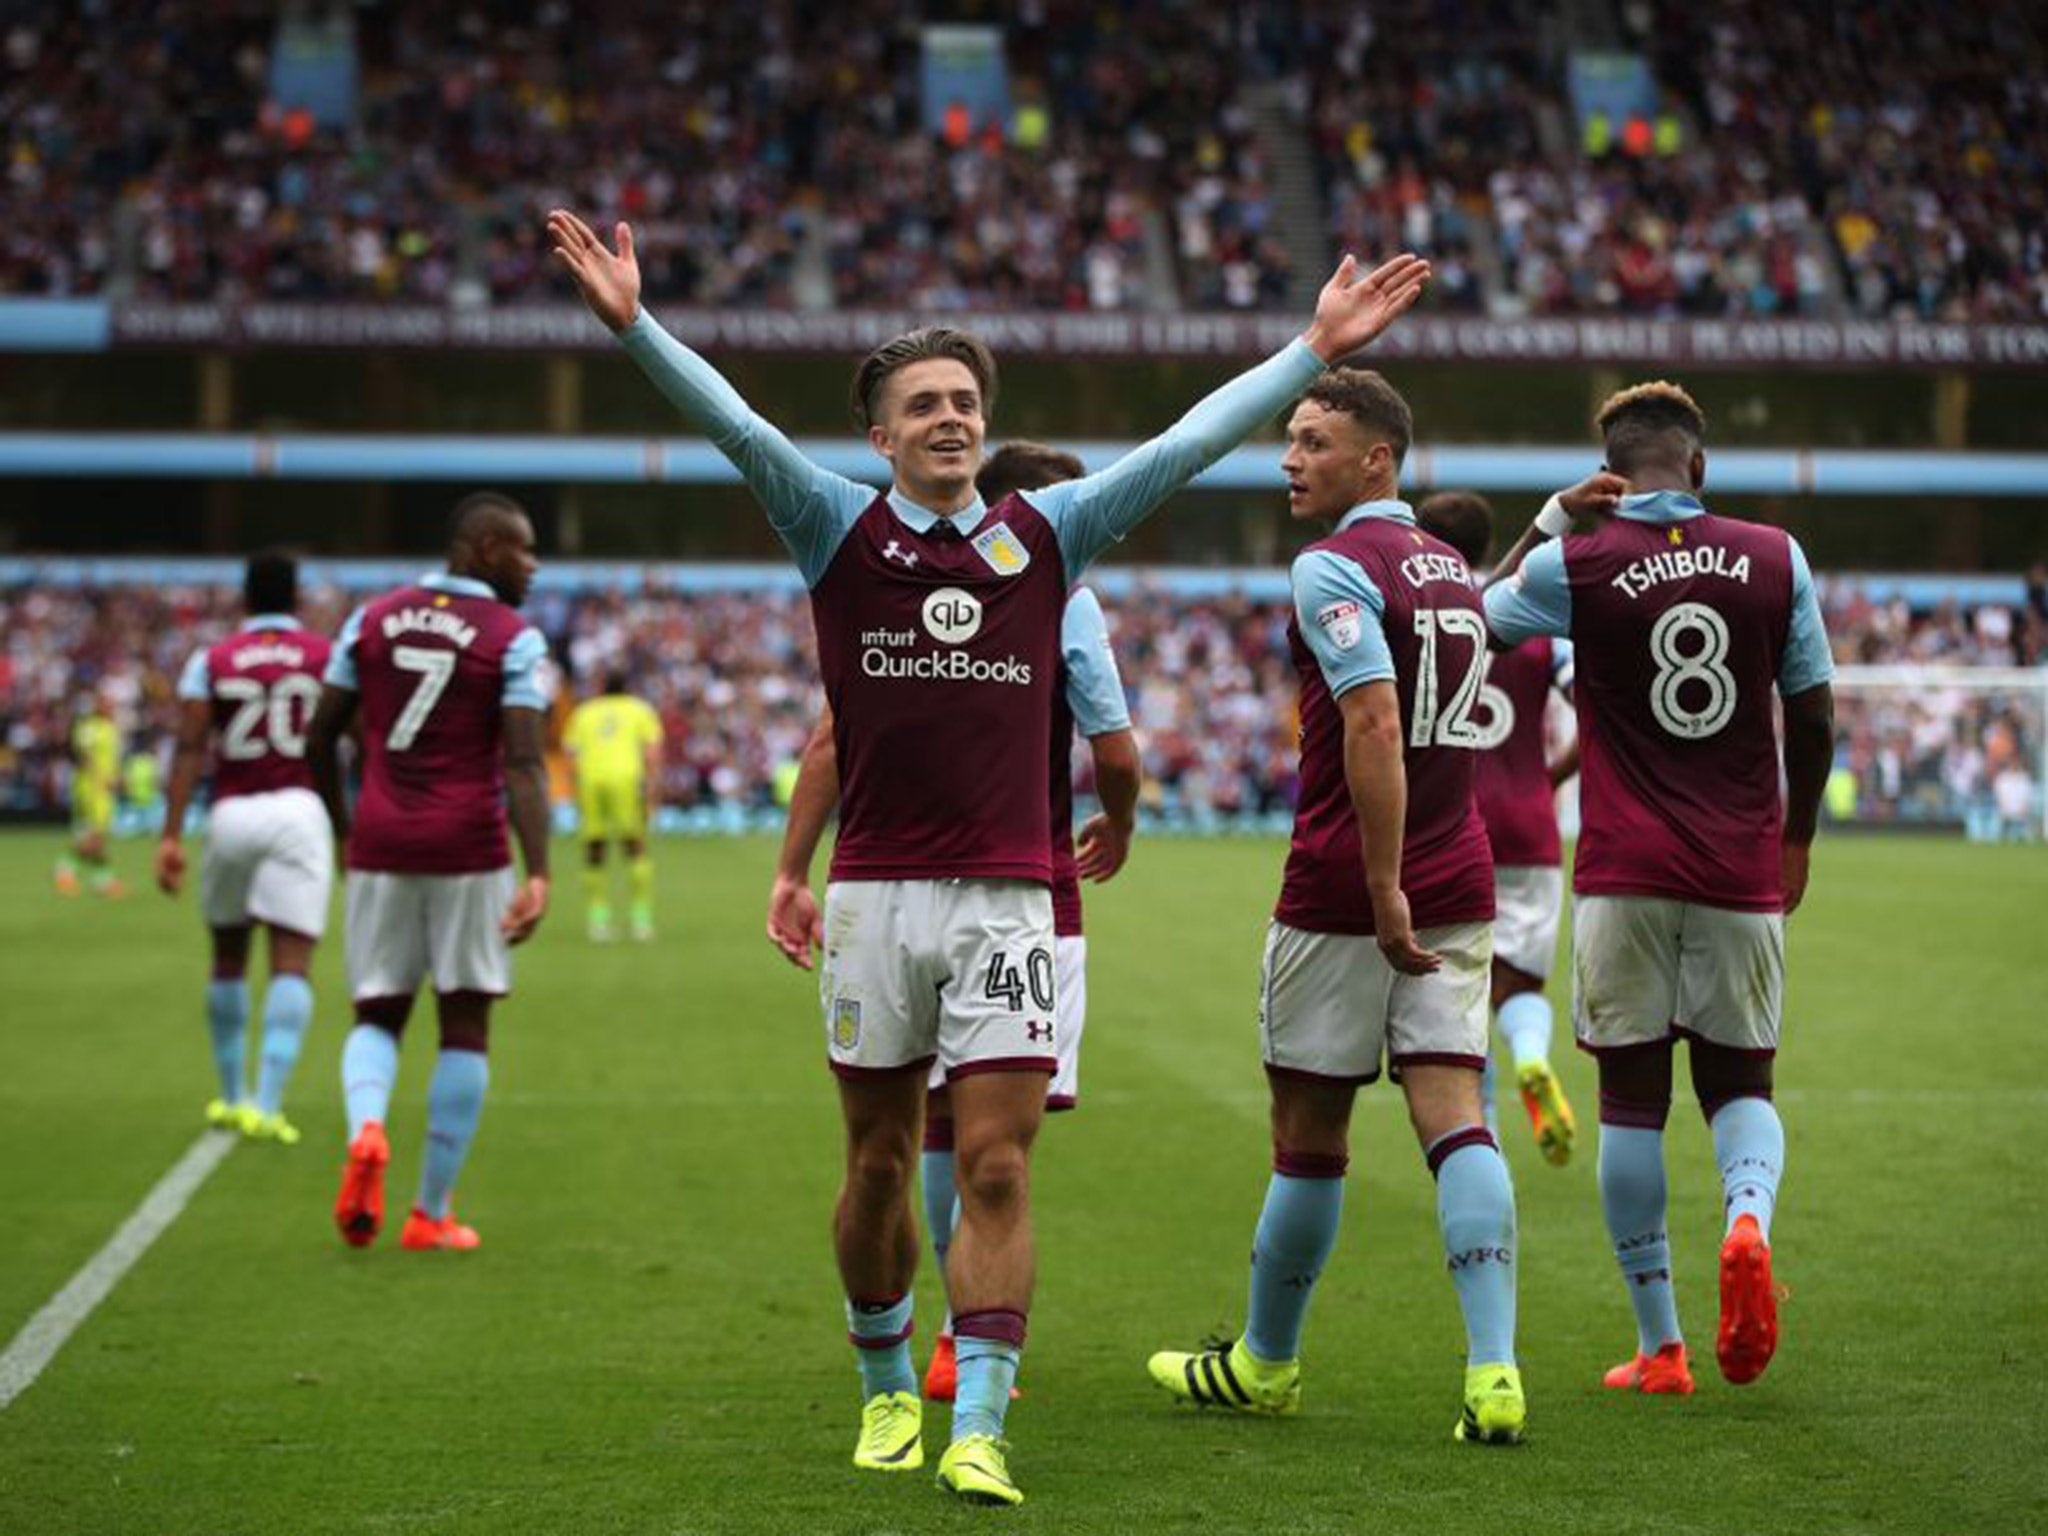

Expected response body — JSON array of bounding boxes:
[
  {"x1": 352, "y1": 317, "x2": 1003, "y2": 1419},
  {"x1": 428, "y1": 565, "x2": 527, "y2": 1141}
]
[
  {"x1": 1602, "y1": 1341, "x2": 1695, "y2": 1395},
  {"x1": 54, "y1": 865, "x2": 80, "y2": 897},
  {"x1": 924, "y1": 1333, "x2": 958, "y2": 1402},
  {"x1": 400, "y1": 1208, "x2": 481, "y2": 1251},
  {"x1": 333, "y1": 1121, "x2": 390, "y2": 1248},
  {"x1": 1717, "y1": 1213, "x2": 1778, "y2": 1384}
]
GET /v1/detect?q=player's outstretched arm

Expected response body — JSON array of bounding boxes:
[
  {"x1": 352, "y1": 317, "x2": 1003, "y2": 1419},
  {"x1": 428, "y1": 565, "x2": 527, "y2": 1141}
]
[
  {"x1": 155, "y1": 699, "x2": 211, "y2": 895},
  {"x1": 500, "y1": 707, "x2": 551, "y2": 945},
  {"x1": 1076, "y1": 729, "x2": 1140, "y2": 882},
  {"x1": 1337, "y1": 681, "x2": 1440, "y2": 976},
  {"x1": 547, "y1": 212, "x2": 868, "y2": 582},
  {"x1": 1038, "y1": 253, "x2": 1430, "y2": 575},
  {"x1": 1779, "y1": 683, "x2": 1834, "y2": 915},
  {"x1": 305, "y1": 683, "x2": 359, "y2": 849},
  {"x1": 767, "y1": 710, "x2": 838, "y2": 970}
]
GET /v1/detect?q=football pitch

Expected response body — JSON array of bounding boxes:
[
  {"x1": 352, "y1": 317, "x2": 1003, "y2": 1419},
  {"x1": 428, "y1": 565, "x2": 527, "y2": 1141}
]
[{"x1": 1, "y1": 830, "x2": 2042, "y2": 1535}]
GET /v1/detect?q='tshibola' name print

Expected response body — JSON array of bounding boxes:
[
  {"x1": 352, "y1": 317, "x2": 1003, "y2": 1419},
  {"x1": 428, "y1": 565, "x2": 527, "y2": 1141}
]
[{"x1": 1610, "y1": 544, "x2": 1752, "y2": 600}]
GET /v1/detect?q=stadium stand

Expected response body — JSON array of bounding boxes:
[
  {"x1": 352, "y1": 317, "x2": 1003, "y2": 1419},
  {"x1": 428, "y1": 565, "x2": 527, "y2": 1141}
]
[{"x1": 6, "y1": 1, "x2": 2035, "y2": 316}]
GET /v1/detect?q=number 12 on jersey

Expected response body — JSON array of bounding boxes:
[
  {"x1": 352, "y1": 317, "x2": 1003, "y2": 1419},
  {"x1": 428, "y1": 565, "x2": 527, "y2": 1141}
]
[{"x1": 1410, "y1": 609, "x2": 1490, "y2": 749}]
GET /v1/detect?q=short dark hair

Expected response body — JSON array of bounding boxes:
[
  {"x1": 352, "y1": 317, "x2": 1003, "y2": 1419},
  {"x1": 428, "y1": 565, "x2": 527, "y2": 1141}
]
[
  {"x1": 603, "y1": 668, "x2": 629, "y2": 695},
  {"x1": 1416, "y1": 492, "x2": 1494, "y2": 568},
  {"x1": 447, "y1": 490, "x2": 530, "y2": 549},
  {"x1": 977, "y1": 441, "x2": 1085, "y2": 502},
  {"x1": 1298, "y1": 368, "x2": 1412, "y2": 466},
  {"x1": 850, "y1": 327, "x2": 998, "y2": 429},
  {"x1": 243, "y1": 549, "x2": 298, "y2": 615},
  {"x1": 1596, "y1": 380, "x2": 1706, "y2": 477}
]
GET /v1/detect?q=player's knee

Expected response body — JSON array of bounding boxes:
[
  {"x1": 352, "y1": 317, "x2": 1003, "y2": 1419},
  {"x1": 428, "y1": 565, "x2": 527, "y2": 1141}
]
[
  {"x1": 845, "y1": 1139, "x2": 916, "y2": 1207},
  {"x1": 436, "y1": 993, "x2": 493, "y2": 1055},
  {"x1": 1690, "y1": 1040, "x2": 1773, "y2": 1123},
  {"x1": 1596, "y1": 1039, "x2": 1675, "y2": 1126},
  {"x1": 955, "y1": 1140, "x2": 1030, "y2": 1215},
  {"x1": 357, "y1": 996, "x2": 413, "y2": 1040}
]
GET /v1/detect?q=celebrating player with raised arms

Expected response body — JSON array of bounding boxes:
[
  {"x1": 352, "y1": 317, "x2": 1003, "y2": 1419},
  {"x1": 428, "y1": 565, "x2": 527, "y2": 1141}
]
[
  {"x1": 1145, "y1": 372, "x2": 1618, "y2": 1446},
  {"x1": 157, "y1": 551, "x2": 333, "y2": 1144},
  {"x1": 549, "y1": 206, "x2": 1426, "y2": 1506},
  {"x1": 764, "y1": 440, "x2": 1143, "y2": 1405},
  {"x1": 1486, "y1": 383, "x2": 1834, "y2": 1394},
  {"x1": 1416, "y1": 493, "x2": 1580, "y2": 1165},
  {"x1": 306, "y1": 495, "x2": 553, "y2": 1254}
]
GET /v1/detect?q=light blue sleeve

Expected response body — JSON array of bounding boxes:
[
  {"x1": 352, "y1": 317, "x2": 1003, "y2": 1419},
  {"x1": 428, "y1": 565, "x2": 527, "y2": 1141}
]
[
  {"x1": 1483, "y1": 540, "x2": 1573, "y2": 645},
  {"x1": 1291, "y1": 550, "x2": 1392, "y2": 697},
  {"x1": 1779, "y1": 537, "x2": 1836, "y2": 695},
  {"x1": 324, "y1": 606, "x2": 366, "y2": 690},
  {"x1": 1549, "y1": 635, "x2": 1575, "y2": 695},
  {"x1": 502, "y1": 626, "x2": 550, "y2": 711},
  {"x1": 1035, "y1": 339, "x2": 1326, "y2": 576},
  {"x1": 619, "y1": 312, "x2": 874, "y2": 586},
  {"x1": 1060, "y1": 587, "x2": 1132, "y2": 737},
  {"x1": 176, "y1": 649, "x2": 211, "y2": 702}
]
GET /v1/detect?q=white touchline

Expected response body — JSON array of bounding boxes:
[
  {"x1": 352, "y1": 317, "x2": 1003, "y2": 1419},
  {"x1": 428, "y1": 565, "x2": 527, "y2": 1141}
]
[{"x1": 0, "y1": 1129, "x2": 237, "y2": 1411}]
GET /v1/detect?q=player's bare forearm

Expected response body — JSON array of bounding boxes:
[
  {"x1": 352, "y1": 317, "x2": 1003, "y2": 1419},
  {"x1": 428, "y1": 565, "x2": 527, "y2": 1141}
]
[
  {"x1": 778, "y1": 711, "x2": 839, "y2": 883},
  {"x1": 160, "y1": 702, "x2": 210, "y2": 845},
  {"x1": 1486, "y1": 473, "x2": 1632, "y2": 592},
  {"x1": 306, "y1": 685, "x2": 358, "y2": 842},
  {"x1": 1078, "y1": 729, "x2": 1141, "y2": 881},
  {"x1": 1781, "y1": 684, "x2": 1834, "y2": 848},
  {"x1": 1547, "y1": 737, "x2": 1581, "y2": 790},
  {"x1": 1339, "y1": 683, "x2": 1407, "y2": 902},
  {"x1": 502, "y1": 709, "x2": 551, "y2": 882}
]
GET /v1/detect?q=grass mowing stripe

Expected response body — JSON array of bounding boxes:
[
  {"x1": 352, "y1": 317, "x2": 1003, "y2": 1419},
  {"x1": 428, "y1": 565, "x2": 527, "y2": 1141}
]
[{"x1": 0, "y1": 1129, "x2": 236, "y2": 1411}]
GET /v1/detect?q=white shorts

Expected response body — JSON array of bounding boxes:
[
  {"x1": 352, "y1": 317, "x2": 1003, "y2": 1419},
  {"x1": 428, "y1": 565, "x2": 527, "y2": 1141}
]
[
  {"x1": 1492, "y1": 865, "x2": 1563, "y2": 980},
  {"x1": 1572, "y1": 894, "x2": 1784, "y2": 1055},
  {"x1": 345, "y1": 867, "x2": 516, "y2": 1002},
  {"x1": 927, "y1": 934, "x2": 1087, "y2": 1107},
  {"x1": 823, "y1": 879, "x2": 1057, "y2": 1081},
  {"x1": 200, "y1": 789, "x2": 333, "y2": 939},
  {"x1": 1258, "y1": 919, "x2": 1492, "y2": 1082}
]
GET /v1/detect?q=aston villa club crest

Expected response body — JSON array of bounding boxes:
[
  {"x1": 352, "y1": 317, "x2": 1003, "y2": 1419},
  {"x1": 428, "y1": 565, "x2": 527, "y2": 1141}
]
[
  {"x1": 1315, "y1": 599, "x2": 1363, "y2": 652},
  {"x1": 972, "y1": 521, "x2": 1031, "y2": 576},
  {"x1": 831, "y1": 997, "x2": 862, "y2": 1051}
]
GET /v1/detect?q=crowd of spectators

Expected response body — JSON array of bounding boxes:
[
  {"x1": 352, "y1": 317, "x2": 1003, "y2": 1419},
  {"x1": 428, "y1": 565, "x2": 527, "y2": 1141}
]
[
  {"x1": 4, "y1": 573, "x2": 2042, "y2": 836},
  {"x1": 9, "y1": 2, "x2": 2036, "y2": 317}
]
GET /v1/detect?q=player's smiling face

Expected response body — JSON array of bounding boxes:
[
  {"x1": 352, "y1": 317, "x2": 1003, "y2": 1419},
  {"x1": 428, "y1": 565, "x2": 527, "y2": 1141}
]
[
  {"x1": 868, "y1": 359, "x2": 986, "y2": 510},
  {"x1": 1281, "y1": 401, "x2": 1392, "y2": 523}
]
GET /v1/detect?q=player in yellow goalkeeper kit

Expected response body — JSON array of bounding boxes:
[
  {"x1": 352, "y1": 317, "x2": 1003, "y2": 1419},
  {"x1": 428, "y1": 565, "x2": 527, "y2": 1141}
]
[
  {"x1": 58, "y1": 691, "x2": 126, "y2": 898},
  {"x1": 563, "y1": 670, "x2": 664, "y2": 941}
]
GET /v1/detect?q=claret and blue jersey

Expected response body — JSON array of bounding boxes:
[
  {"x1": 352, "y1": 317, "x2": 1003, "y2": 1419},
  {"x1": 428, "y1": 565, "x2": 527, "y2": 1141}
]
[
  {"x1": 1484, "y1": 490, "x2": 1836, "y2": 910},
  {"x1": 618, "y1": 310, "x2": 1318, "y2": 889}
]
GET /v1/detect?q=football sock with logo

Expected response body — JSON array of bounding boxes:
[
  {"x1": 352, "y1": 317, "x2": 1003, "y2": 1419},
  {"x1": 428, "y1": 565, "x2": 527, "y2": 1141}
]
[
  {"x1": 1599, "y1": 1122, "x2": 1683, "y2": 1353},
  {"x1": 1497, "y1": 991, "x2": 1554, "y2": 1071},
  {"x1": 1710, "y1": 1096, "x2": 1784, "y2": 1242},
  {"x1": 205, "y1": 977, "x2": 250, "y2": 1105},
  {"x1": 628, "y1": 855, "x2": 654, "y2": 920},
  {"x1": 1430, "y1": 1129, "x2": 1518, "y2": 1366},
  {"x1": 847, "y1": 1293, "x2": 917, "y2": 1399},
  {"x1": 341, "y1": 1024, "x2": 400, "y2": 1139},
  {"x1": 952, "y1": 1312, "x2": 1025, "y2": 1439},
  {"x1": 253, "y1": 975, "x2": 314, "y2": 1115},
  {"x1": 417, "y1": 1049, "x2": 489, "y2": 1219},
  {"x1": 1243, "y1": 1164, "x2": 1345, "y2": 1364}
]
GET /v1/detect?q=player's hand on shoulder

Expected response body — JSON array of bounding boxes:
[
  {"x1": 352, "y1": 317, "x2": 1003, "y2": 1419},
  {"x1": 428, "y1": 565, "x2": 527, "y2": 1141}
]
[
  {"x1": 154, "y1": 838, "x2": 185, "y2": 896},
  {"x1": 766, "y1": 874, "x2": 823, "y2": 970},
  {"x1": 501, "y1": 874, "x2": 549, "y2": 945},
  {"x1": 546, "y1": 211, "x2": 641, "y2": 333},
  {"x1": 1076, "y1": 812, "x2": 1134, "y2": 882},
  {"x1": 1559, "y1": 471, "x2": 1631, "y2": 523},
  {"x1": 1370, "y1": 888, "x2": 1441, "y2": 976},
  {"x1": 1302, "y1": 252, "x2": 1432, "y2": 362}
]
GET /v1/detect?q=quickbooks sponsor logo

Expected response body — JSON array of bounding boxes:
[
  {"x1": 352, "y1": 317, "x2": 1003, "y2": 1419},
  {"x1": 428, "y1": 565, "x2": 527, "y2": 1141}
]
[
  {"x1": 921, "y1": 587, "x2": 982, "y2": 645},
  {"x1": 860, "y1": 649, "x2": 1034, "y2": 686}
]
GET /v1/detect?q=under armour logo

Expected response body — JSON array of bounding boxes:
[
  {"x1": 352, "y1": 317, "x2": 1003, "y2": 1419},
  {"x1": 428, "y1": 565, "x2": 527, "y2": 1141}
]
[
  {"x1": 883, "y1": 540, "x2": 919, "y2": 567},
  {"x1": 1025, "y1": 1020, "x2": 1053, "y2": 1043}
]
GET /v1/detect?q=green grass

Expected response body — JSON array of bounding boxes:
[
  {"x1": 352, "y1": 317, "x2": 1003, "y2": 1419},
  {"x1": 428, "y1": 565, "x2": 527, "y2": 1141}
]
[{"x1": 1, "y1": 831, "x2": 2043, "y2": 1534}]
